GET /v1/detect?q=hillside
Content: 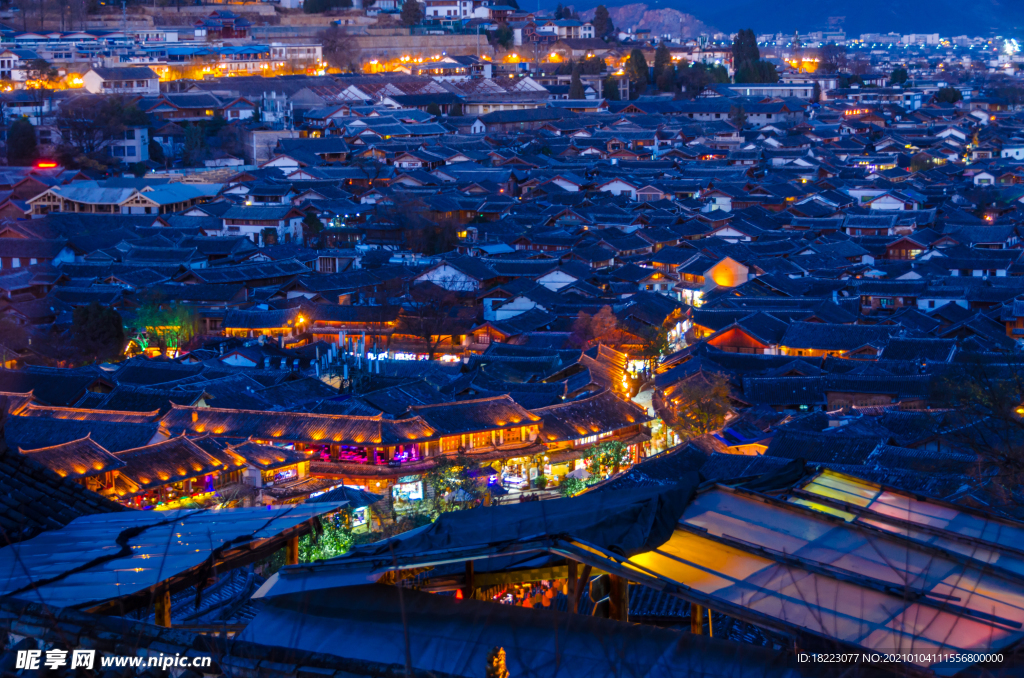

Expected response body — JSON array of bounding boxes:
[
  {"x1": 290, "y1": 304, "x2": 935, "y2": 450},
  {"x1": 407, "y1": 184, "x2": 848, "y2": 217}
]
[
  {"x1": 579, "y1": 3, "x2": 711, "y2": 39},
  {"x1": 571, "y1": 0, "x2": 1024, "y2": 36}
]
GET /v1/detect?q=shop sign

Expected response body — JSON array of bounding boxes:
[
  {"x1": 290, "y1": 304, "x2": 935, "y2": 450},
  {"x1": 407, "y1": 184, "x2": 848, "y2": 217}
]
[{"x1": 392, "y1": 480, "x2": 423, "y2": 501}]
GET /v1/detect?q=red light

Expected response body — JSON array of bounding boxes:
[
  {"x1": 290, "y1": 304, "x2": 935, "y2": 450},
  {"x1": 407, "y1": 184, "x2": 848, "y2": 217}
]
[{"x1": 36, "y1": 162, "x2": 57, "y2": 169}]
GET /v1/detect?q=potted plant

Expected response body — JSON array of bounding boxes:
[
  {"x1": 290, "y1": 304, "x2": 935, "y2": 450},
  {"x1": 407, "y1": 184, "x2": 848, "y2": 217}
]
[{"x1": 535, "y1": 474, "x2": 548, "y2": 490}]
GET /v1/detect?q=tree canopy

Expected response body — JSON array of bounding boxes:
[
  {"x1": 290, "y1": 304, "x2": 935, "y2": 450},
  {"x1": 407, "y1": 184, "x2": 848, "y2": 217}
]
[
  {"x1": 889, "y1": 67, "x2": 909, "y2": 85},
  {"x1": 656, "y1": 62, "x2": 676, "y2": 92},
  {"x1": 666, "y1": 371, "x2": 733, "y2": 438},
  {"x1": 71, "y1": 302, "x2": 125, "y2": 364},
  {"x1": 592, "y1": 5, "x2": 614, "y2": 39},
  {"x1": 494, "y1": 22, "x2": 514, "y2": 50},
  {"x1": 730, "y1": 104, "x2": 747, "y2": 129},
  {"x1": 7, "y1": 118, "x2": 37, "y2": 166},
  {"x1": 25, "y1": 58, "x2": 59, "y2": 85},
  {"x1": 569, "y1": 66, "x2": 586, "y2": 99},
  {"x1": 425, "y1": 452, "x2": 480, "y2": 514},
  {"x1": 133, "y1": 300, "x2": 199, "y2": 356},
  {"x1": 400, "y1": 0, "x2": 423, "y2": 25},
  {"x1": 625, "y1": 48, "x2": 649, "y2": 98},
  {"x1": 731, "y1": 29, "x2": 759, "y2": 69},
  {"x1": 676, "y1": 62, "x2": 729, "y2": 98},
  {"x1": 57, "y1": 95, "x2": 150, "y2": 164},
  {"x1": 602, "y1": 76, "x2": 621, "y2": 100},
  {"x1": 731, "y1": 29, "x2": 777, "y2": 83},
  {"x1": 735, "y1": 58, "x2": 778, "y2": 84},
  {"x1": 936, "y1": 87, "x2": 963, "y2": 104},
  {"x1": 653, "y1": 42, "x2": 672, "y2": 81}
]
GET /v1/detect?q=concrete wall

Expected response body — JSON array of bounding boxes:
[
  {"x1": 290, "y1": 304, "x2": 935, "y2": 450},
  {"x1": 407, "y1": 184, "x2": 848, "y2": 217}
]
[{"x1": 350, "y1": 33, "x2": 493, "y2": 59}]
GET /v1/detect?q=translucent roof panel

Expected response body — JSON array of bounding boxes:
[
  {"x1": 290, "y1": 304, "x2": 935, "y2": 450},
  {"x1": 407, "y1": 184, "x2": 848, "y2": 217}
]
[
  {"x1": 0, "y1": 504, "x2": 345, "y2": 610},
  {"x1": 800, "y1": 469, "x2": 1024, "y2": 550},
  {"x1": 629, "y1": 486, "x2": 1024, "y2": 675}
]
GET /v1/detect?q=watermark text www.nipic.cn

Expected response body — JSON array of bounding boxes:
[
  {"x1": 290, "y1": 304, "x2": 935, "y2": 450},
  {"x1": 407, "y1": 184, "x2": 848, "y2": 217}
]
[{"x1": 16, "y1": 649, "x2": 213, "y2": 671}]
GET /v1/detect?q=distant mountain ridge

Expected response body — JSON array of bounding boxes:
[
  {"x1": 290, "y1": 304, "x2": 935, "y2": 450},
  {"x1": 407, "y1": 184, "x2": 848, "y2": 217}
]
[
  {"x1": 573, "y1": 0, "x2": 1024, "y2": 37},
  {"x1": 579, "y1": 3, "x2": 711, "y2": 39}
]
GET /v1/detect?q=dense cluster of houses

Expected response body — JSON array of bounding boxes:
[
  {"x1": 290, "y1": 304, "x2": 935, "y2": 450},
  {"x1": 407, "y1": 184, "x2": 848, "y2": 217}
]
[
  {"x1": 2, "y1": 37, "x2": 1024, "y2": 676},
  {"x1": 0, "y1": 67, "x2": 1019, "y2": 516}
]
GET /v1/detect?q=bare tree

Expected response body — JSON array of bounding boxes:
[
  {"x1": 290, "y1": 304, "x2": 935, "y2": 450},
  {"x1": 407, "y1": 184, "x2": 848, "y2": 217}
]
[
  {"x1": 401, "y1": 282, "x2": 467, "y2": 360},
  {"x1": 56, "y1": 94, "x2": 149, "y2": 160},
  {"x1": 656, "y1": 370, "x2": 733, "y2": 438},
  {"x1": 14, "y1": 0, "x2": 30, "y2": 30},
  {"x1": 54, "y1": 0, "x2": 71, "y2": 31},
  {"x1": 319, "y1": 24, "x2": 359, "y2": 72},
  {"x1": 817, "y1": 43, "x2": 846, "y2": 73},
  {"x1": 570, "y1": 305, "x2": 620, "y2": 348}
]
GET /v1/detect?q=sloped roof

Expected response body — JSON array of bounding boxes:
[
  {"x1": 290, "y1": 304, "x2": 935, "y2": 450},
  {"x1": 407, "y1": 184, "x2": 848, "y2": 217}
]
[
  {"x1": 407, "y1": 395, "x2": 539, "y2": 436},
  {"x1": 780, "y1": 322, "x2": 903, "y2": 351},
  {"x1": 161, "y1": 404, "x2": 436, "y2": 446},
  {"x1": 531, "y1": 389, "x2": 652, "y2": 443},
  {"x1": 18, "y1": 435, "x2": 124, "y2": 479}
]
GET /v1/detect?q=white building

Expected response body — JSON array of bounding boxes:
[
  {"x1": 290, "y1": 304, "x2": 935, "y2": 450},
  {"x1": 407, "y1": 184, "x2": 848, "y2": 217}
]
[
  {"x1": 1002, "y1": 146, "x2": 1024, "y2": 160},
  {"x1": 83, "y1": 66, "x2": 159, "y2": 95},
  {"x1": 108, "y1": 126, "x2": 150, "y2": 163},
  {"x1": 901, "y1": 33, "x2": 940, "y2": 46},
  {"x1": 268, "y1": 43, "x2": 323, "y2": 64},
  {"x1": 220, "y1": 205, "x2": 305, "y2": 246},
  {"x1": 536, "y1": 20, "x2": 594, "y2": 40},
  {"x1": 424, "y1": 0, "x2": 473, "y2": 19},
  {"x1": 0, "y1": 49, "x2": 37, "y2": 82}
]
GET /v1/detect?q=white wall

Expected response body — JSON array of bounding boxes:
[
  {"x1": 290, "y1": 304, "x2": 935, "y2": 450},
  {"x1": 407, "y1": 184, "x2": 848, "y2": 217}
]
[{"x1": 415, "y1": 263, "x2": 479, "y2": 291}]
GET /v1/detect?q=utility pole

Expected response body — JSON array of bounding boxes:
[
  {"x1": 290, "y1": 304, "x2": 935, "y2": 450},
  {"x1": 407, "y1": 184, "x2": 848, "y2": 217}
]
[{"x1": 121, "y1": 0, "x2": 128, "y2": 58}]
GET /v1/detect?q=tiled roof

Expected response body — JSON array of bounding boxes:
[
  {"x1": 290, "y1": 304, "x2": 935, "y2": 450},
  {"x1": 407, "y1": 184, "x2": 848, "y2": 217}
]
[
  {"x1": 161, "y1": 404, "x2": 436, "y2": 446},
  {"x1": 780, "y1": 322, "x2": 904, "y2": 351},
  {"x1": 0, "y1": 443, "x2": 125, "y2": 544},
  {"x1": 408, "y1": 395, "x2": 539, "y2": 436},
  {"x1": 18, "y1": 436, "x2": 125, "y2": 479},
  {"x1": 532, "y1": 389, "x2": 651, "y2": 442}
]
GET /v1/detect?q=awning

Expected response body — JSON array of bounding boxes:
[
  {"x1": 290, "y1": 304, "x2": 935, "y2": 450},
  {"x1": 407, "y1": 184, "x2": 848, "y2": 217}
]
[
  {"x1": 255, "y1": 481, "x2": 698, "y2": 600},
  {"x1": 241, "y1": 583, "x2": 802, "y2": 678},
  {"x1": 253, "y1": 466, "x2": 1024, "y2": 675}
]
